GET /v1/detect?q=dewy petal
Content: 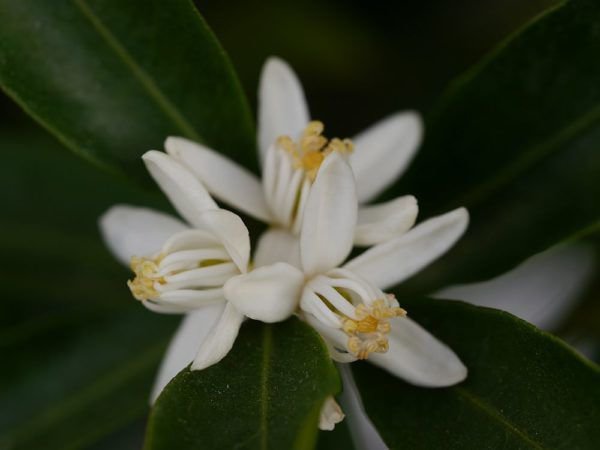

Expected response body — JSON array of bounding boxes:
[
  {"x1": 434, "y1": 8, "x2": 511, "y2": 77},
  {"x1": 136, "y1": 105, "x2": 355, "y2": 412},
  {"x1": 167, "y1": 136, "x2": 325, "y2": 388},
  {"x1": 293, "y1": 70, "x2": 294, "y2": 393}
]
[
  {"x1": 224, "y1": 263, "x2": 304, "y2": 323},
  {"x1": 258, "y1": 57, "x2": 310, "y2": 164},
  {"x1": 196, "y1": 209, "x2": 251, "y2": 274},
  {"x1": 300, "y1": 152, "x2": 357, "y2": 277},
  {"x1": 99, "y1": 204, "x2": 188, "y2": 266},
  {"x1": 191, "y1": 302, "x2": 245, "y2": 371},
  {"x1": 143, "y1": 151, "x2": 217, "y2": 227},
  {"x1": 345, "y1": 207, "x2": 468, "y2": 290},
  {"x1": 350, "y1": 111, "x2": 423, "y2": 203},
  {"x1": 368, "y1": 316, "x2": 467, "y2": 387},
  {"x1": 354, "y1": 195, "x2": 418, "y2": 246},
  {"x1": 165, "y1": 137, "x2": 272, "y2": 222},
  {"x1": 435, "y1": 243, "x2": 595, "y2": 330},
  {"x1": 319, "y1": 396, "x2": 345, "y2": 431},
  {"x1": 253, "y1": 227, "x2": 301, "y2": 268},
  {"x1": 150, "y1": 303, "x2": 225, "y2": 402}
]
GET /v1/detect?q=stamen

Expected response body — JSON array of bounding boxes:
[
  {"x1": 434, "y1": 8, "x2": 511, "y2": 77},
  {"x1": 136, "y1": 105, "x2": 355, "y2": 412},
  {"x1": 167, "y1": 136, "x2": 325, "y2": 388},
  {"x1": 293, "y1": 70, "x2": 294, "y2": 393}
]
[
  {"x1": 341, "y1": 297, "x2": 407, "y2": 360},
  {"x1": 276, "y1": 121, "x2": 353, "y2": 181},
  {"x1": 127, "y1": 256, "x2": 165, "y2": 301}
]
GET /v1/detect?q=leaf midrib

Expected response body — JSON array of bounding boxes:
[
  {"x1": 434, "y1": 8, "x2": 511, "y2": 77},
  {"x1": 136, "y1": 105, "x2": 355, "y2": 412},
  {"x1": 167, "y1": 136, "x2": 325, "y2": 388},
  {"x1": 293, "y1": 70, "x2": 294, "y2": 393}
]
[
  {"x1": 454, "y1": 386, "x2": 545, "y2": 449},
  {"x1": 72, "y1": 0, "x2": 202, "y2": 142},
  {"x1": 444, "y1": 103, "x2": 600, "y2": 212}
]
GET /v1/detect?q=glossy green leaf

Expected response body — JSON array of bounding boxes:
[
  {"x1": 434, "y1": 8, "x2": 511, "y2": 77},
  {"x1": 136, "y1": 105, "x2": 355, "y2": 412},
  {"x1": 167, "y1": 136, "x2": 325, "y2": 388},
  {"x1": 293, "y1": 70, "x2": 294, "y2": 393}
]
[
  {"x1": 145, "y1": 318, "x2": 341, "y2": 450},
  {"x1": 0, "y1": 0, "x2": 256, "y2": 181},
  {"x1": 0, "y1": 124, "x2": 178, "y2": 448},
  {"x1": 353, "y1": 298, "x2": 600, "y2": 449},
  {"x1": 393, "y1": 0, "x2": 600, "y2": 291}
]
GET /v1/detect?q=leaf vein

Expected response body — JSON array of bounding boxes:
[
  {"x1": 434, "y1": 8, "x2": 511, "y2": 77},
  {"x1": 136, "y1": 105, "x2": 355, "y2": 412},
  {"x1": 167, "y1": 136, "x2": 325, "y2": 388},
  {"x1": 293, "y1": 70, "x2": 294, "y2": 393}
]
[
  {"x1": 455, "y1": 387, "x2": 545, "y2": 449},
  {"x1": 72, "y1": 0, "x2": 202, "y2": 141}
]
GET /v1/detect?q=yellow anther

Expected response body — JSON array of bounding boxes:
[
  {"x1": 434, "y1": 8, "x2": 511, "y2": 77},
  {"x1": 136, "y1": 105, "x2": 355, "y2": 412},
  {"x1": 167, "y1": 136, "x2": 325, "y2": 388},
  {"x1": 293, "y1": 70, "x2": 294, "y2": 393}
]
[
  {"x1": 276, "y1": 121, "x2": 353, "y2": 181},
  {"x1": 127, "y1": 256, "x2": 164, "y2": 301},
  {"x1": 341, "y1": 298, "x2": 407, "y2": 360}
]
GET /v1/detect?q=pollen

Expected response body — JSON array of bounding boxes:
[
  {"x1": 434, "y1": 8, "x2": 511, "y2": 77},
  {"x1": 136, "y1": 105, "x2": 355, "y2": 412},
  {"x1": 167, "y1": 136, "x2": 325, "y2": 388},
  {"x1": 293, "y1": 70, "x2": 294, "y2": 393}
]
[
  {"x1": 341, "y1": 297, "x2": 407, "y2": 360},
  {"x1": 276, "y1": 121, "x2": 353, "y2": 181},
  {"x1": 127, "y1": 256, "x2": 164, "y2": 301}
]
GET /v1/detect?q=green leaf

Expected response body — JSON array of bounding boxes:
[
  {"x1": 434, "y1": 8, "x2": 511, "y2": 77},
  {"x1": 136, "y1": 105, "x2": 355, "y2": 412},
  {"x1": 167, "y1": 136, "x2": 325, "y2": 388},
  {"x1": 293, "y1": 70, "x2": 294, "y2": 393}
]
[
  {"x1": 145, "y1": 318, "x2": 341, "y2": 450},
  {"x1": 0, "y1": 0, "x2": 256, "y2": 180},
  {"x1": 0, "y1": 123, "x2": 177, "y2": 448},
  {"x1": 353, "y1": 298, "x2": 600, "y2": 449},
  {"x1": 392, "y1": 0, "x2": 600, "y2": 291}
]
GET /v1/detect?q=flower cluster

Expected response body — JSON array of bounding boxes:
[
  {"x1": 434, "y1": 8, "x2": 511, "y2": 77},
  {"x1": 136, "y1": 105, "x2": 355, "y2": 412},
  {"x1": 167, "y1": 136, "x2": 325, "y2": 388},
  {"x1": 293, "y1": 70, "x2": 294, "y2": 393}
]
[{"x1": 100, "y1": 57, "x2": 469, "y2": 430}]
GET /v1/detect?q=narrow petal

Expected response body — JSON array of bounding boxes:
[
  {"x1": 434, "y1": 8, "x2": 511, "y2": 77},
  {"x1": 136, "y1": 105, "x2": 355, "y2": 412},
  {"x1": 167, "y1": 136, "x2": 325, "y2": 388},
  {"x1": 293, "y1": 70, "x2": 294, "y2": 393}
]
[
  {"x1": 345, "y1": 208, "x2": 468, "y2": 290},
  {"x1": 300, "y1": 153, "x2": 357, "y2": 277},
  {"x1": 368, "y1": 316, "x2": 467, "y2": 387},
  {"x1": 197, "y1": 209, "x2": 251, "y2": 273},
  {"x1": 150, "y1": 303, "x2": 225, "y2": 402},
  {"x1": 165, "y1": 137, "x2": 272, "y2": 222},
  {"x1": 337, "y1": 364, "x2": 389, "y2": 450},
  {"x1": 99, "y1": 204, "x2": 187, "y2": 265},
  {"x1": 224, "y1": 263, "x2": 304, "y2": 323},
  {"x1": 434, "y1": 244, "x2": 595, "y2": 330},
  {"x1": 354, "y1": 195, "x2": 418, "y2": 246},
  {"x1": 258, "y1": 57, "x2": 310, "y2": 163},
  {"x1": 253, "y1": 227, "x2": 301, "y2": 268},
  {"x1": 191, "y1": 303, "x2": 245, "y2": 371},
  {"x1": 319, "y1": 396, "x2": 345, "y2": 431},
  {"x1": 350, "y1": 112, "x2": 423, "y2": 203},
  {"x1": 142, "y1": 151, "x2": 217, "y2": 227}
]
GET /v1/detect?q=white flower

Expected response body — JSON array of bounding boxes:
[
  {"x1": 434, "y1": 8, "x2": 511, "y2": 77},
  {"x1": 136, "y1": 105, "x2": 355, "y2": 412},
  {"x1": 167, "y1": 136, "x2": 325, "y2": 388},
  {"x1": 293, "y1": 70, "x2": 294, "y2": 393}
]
[
  {"x1": 100, "y1": 149, "x2": 294, "y2": 378},
  {"x1": 163, "y1": 57, "x2": 422, "y2": 269},
  {"x1": 224, "y1": 152, "x2": 469, "y2": 386}
]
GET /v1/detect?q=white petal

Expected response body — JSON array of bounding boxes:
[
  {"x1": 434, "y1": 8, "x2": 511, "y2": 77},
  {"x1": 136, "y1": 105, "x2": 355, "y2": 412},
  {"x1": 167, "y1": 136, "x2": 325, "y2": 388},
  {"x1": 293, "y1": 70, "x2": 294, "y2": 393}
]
[
  {"x1": 300, "y1": 153, "x2": 357, "y2": 276},
  {"x1": 196, "y1": 209, "x2": 251, "y2": 273},
  {"x1": 142, "y1": 151, "x2": 217, "y2": 227},
  {"x1": 258, "y1": 57, "x2": 310, "y2": 163},
  {"x1": 345, "y1": 208, "x2": 468, "y2": 290},
  {"x1": 253, "y1": 228, "x2": 301, "y2": 268},
  {"x1": 319, "y1": 396, "x2": 345, "y2": 431},
  {"x1": 350, "y1": 111, "x2": 423, "y2": 203},
  {"x1": 337, "y1": 364, "x2": 388, "y2": 450},
  {"x1": 165, "y1": 137, "x2": 272, "y2": 222},
  {"x1": 434, "y1": 244, "x2": 595, "y2": 330},
  {"x1": 224, "y1": 263, "x2": 304, "y2": 323},
  {"x1": 354, "y1": 195, "x2": 418, "y2": 246},
  {"x1": 191, "y1": 303, "x2": 245, "y2": 371},
  {"x1": 369, "y1": 316, "x2": 467, "y2": 387},
  {"x1": 99, "y1": 205, "x2": 187, "y2": 265},
  {"x1": 150, "y1": 303, "x2": 225, "y2": 402}
]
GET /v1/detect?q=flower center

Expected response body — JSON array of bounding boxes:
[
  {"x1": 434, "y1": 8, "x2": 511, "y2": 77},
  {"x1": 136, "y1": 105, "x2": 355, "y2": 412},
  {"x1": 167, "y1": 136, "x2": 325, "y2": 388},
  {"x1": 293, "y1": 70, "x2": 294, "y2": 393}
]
[
  {"x1": 277, "y1": 121, "x2": 353, "y2": 181},
  {"x1": 341, "y1": 296, "x2": 407, "y2": 360},
  {"x1": 128, "y1": 255, "x2": 165, "y2": 301}
]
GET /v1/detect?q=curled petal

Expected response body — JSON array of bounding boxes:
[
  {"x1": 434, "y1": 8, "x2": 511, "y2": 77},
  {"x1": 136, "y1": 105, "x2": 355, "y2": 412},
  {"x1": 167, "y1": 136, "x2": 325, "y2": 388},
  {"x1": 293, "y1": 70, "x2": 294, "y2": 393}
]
[
  {"x1": 345, "y1": 208, "x2": 469, "y2": 290},
  {"x1": 350, "y1": 111, "x2": 422, "y2": 203},
  {"x1": 224, "y1": 263, "x2": 304, "y2": 323},
  {"x1": 143, "y1": 151, "x2": 217, "y2": 227},
  {"x1": 300, "y1": 152, "x2": 357, "y2": 277},
  {"x1": 354, "y1": 195, "x2": 418, "y2": 246},
  {"x1": 165, "y1": 137, "x2": 272, "y2": 222},
  {"x1": 258, "y1": 57, "x2": 310, "y2": 164},
  {"x1": 197, "y1": 209, "x2": 251, "y2": 274},
  {"x1": 369, "y1": 316, "x2": 467, "y2": 387},
  {"x1": 150, "y1": 303, "x2": 225, "y2": 402},
  {"x1": 191, "y1": 303, "x2": 245, "y2": 371},
  {"x1": 99, "y1": 205, "x2": 187, "y2": 265}
]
